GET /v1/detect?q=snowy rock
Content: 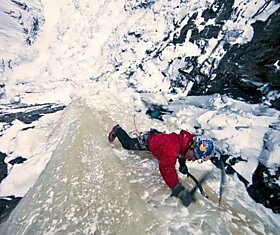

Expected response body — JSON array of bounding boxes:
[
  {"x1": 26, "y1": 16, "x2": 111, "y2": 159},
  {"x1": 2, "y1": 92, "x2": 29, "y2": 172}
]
[
  {"x1": 0, "y1": 152, "x2": 24, "y2": 223},
  {"x1": 247, "y1": 163, "x2": 280, "y2": 213},
  {"x1": 0, "y1": 0, "x2": 44, "y2": 50},
  {"x1": 0, "y1": 196, "x2": 21, "y2": 223},
  {"x1": 0, "y1": 152, "x2": 7, "y2": 183},
  {"x1": 8, "y1": 156, "x2": 27, "y2": 166},
  {"x1": 0, "y1": 103, "x2": 65, "y2": 125},
  {"x1": 191, "y1": 7, "x2": 280, "y2": 110}
]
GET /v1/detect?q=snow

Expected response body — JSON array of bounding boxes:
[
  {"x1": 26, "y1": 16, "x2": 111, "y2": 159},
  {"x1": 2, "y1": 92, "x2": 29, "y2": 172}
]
[
  {"x1": 268, "y1": 145, "x2": 280, "y2": 165},
  {"x1": 0, "y1": 111, "x2": 65, "y2": 196},
  {"x1": 0, "y1": 0, "x2": 280, "y2": 234}
]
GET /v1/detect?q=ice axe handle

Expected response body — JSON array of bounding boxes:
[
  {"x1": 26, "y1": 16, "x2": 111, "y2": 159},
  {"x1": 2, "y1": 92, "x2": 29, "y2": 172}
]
[{"x1": 189, "y1": 172, "x2": 209, "y2": 199}]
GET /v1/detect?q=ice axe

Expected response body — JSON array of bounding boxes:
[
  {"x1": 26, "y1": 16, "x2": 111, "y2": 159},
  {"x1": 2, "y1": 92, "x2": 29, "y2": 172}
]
[
  {"x1": 188, "y1": 171, "x2": 209, "y2": 199},
  {"x1": 187, "y1": 167, "x2": 226, "y2": 207},
  {"x1": 219, "y1": 160, "x2": 226, "y2": 206},
  {"x1": 181, "y1": 171, "x2": 211, "y2": 207},
  {"x1": 211, "y1": 149, "x2": 227, "y2": 207}
]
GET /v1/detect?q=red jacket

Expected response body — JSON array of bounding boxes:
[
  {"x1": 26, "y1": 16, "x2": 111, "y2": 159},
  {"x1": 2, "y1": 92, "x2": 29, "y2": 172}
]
[{"x1": 147, "y1": 130, "x2": 195, "y2": 189}]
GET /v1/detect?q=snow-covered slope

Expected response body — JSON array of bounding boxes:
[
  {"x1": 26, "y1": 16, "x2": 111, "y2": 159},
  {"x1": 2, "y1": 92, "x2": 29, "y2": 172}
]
[{"x1": 0, "y1": 0, "x2": 44, "y2": 86}]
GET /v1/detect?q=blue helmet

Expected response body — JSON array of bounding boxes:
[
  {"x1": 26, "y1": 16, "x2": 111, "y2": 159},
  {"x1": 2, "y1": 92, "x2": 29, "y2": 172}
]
[{"x1": 193, "y1": 137, "x2": 214, "y2": 160}]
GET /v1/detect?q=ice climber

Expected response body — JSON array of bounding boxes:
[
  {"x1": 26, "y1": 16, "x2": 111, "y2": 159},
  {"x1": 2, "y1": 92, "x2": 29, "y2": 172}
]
[{"x1": 108, "y1": 124, "x2": 215, "y2": 207}]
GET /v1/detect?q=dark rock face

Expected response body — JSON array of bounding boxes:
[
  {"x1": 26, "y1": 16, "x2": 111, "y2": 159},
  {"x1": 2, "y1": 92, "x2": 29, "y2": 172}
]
[
  {"x1": 174, "y1": 3, "x2": 280, "y2": 213},
  {"x1": 211, "y1": 152, "x2": 280, "y2": 213},
  {"x1": 8, "y1": 156, "x2": 27, "y2": 165},
  {"x1": 0, "y1": 152, "x2": 28, "y2": 184},
  {"x1": 0, "y1": 152, "x2": 8, "y2": 184},
  {"x1": 163, "y1": 1, "x2": 280, "y2": 111},
  {"x1": 247, "y1": 163, "x2": 280, "y2": 213},
  {"x1": 0, "y1": 151, "x2": 23, "y2": 223},
  {"x1": 191, "y1": 9, "x2": 280, "y2": 110},
  {"x1": 0, "y1": 196, "x2": 22, "y2": 223},
  {"x1": 0, "y1": 103, "x2": 66, "y2": 125}
]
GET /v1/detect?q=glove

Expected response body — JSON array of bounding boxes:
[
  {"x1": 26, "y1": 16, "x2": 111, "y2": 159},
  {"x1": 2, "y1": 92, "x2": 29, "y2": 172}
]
[
  {"x1": 178, "y1": 190, "x2": 196, "y2": 207},
  {"x1": 171, "y1": 183, "x2": 196, "y2": 207},
  {"x1": 171, "y1": 183, "x2": 185, "y2": 197},
  {"x1": 178, "y1": 158, "x2": 189, "y2": 175}
]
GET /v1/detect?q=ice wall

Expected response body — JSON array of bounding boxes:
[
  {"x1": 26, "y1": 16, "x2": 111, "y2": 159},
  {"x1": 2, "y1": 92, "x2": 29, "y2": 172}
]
[{"x1": 0, "y1": 103, "x2": 162, "y2": 234}]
